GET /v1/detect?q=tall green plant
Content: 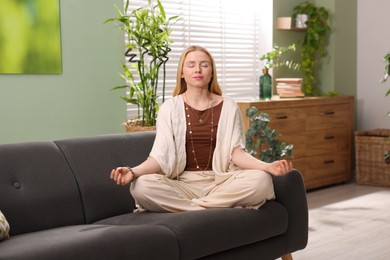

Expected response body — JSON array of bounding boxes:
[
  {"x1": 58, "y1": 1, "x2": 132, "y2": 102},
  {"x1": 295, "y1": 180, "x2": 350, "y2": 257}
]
[
  {"x1": 293, "y1": 1, "x2": 331, "y2": 96},
  {"x1": 245, "y1": 107, "x2": 293, "y2": 163},
  {"x1": 106, "y1": 0, "x2": 179, "y2": 126}
]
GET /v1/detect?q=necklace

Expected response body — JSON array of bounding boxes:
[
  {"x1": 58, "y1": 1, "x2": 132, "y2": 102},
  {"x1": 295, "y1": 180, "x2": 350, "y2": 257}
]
[
  {"x1": 187, "y1": 99, "x2": 210, "y2": 124},
  {"x1": 184, "y1": 93, "x2": 214, "y2": 171}
]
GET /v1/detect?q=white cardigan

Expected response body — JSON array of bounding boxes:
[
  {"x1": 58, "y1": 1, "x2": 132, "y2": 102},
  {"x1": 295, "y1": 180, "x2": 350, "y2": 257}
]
[{"x1": 149, "y1": 95, "x2": 246, "y2": 184}]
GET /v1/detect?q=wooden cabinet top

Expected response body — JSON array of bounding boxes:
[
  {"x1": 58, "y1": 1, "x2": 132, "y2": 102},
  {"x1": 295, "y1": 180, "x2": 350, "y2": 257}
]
[{"x1": 237, "y1": 96, "x2": 354, "y2": 109}]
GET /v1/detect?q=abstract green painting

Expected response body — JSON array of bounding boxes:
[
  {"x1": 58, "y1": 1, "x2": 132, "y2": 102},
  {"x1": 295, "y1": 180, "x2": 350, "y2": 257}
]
[{"x1": 0, "y1": 0, "x2": 62, "y2": 74}]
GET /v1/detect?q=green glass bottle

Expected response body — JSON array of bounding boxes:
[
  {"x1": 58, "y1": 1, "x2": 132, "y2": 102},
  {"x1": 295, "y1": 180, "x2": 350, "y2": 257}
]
[{"x1": 260, "y1": 68, "x2": 272, "y2": 100}]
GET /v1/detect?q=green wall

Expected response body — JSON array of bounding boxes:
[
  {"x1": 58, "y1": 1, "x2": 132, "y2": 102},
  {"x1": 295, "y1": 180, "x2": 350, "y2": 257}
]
[
  {"x1": 273, "y1": 0, "x2": 357, "y2": 97},
  {"x1": 0, "y1": 0, "x2": 126, "y2": 144},
  {"x1": 0, "y1": 0, "x2": 358, "y2": 144},
  {"x1": 333, "y1": 0, "x2": 357, "y2": 96}
]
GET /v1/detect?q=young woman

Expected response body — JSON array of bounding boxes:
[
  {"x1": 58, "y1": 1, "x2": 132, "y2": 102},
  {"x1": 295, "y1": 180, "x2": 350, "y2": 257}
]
[{"x1": 110, "y1": 45, "x2": 293, "y2": 212}]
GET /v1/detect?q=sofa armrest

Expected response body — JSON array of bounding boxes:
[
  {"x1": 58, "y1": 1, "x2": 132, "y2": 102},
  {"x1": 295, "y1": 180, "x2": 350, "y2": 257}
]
[{"x1": 271, "y1": 169, "x2": 308, "y2": 252}]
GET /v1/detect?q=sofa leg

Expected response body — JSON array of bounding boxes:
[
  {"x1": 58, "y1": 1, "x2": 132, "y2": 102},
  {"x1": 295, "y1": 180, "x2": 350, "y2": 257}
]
[{"x1": 281, "y1": 253, "x2": 293, "y2": 260}]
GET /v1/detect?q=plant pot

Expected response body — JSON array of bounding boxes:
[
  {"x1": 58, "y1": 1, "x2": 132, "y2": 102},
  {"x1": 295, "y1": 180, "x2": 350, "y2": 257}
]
[
  {"x1": 295, "y1": 14, "x2": 308, "y2": 28},
  {"x1": 123, "y1": 120, "x2": 156, "y2": 132}
]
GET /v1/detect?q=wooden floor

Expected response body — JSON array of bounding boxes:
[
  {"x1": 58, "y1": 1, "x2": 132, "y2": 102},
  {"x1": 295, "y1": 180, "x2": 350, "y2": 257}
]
[{"x1": 291, "y1": 182, "x2": 390, "y2": 260}]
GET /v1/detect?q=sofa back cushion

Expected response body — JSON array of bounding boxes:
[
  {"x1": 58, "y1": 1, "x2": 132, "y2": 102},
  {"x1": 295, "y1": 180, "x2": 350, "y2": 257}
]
[
  {"x1": 0, "y1": 142, "x2": 85, "y2": 236},
  {"x1": 54, "y1": 132, "x2": 155, "y2": 223}
]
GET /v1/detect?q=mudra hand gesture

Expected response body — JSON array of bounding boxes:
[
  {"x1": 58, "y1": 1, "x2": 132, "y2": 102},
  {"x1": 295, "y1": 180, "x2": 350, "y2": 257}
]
[
  {"x1": 110, "y1": 167, "x2": 135, "y2": 186},
  {"x1": 265, "y1": 160, "x2": 293, "y2": 176}
]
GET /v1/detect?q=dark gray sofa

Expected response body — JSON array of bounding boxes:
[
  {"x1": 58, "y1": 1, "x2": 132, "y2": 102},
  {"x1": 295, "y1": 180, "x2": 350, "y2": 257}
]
[{"x1": 0, "y1": 131, "x2": 308, "y2": 260}]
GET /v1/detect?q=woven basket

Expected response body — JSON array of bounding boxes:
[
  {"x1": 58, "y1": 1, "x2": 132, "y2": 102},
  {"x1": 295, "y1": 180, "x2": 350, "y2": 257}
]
[{"x1": 355, "y1": 129, "x2": 390, "y2": 187}]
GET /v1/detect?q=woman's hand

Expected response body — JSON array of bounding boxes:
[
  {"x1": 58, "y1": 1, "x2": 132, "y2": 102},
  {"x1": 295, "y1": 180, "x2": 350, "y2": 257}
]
[
  {"x1": 110, "y1": 167, "x2": 134, "y2": 186},
  {"x1": 110, "y1": 157, "x2": 161, "y2": 186},
  {"x1": 231, "y1": 147, "x2": 293, "y2": 176},
  {"x1": 265, "y1": 160, "x2": 293, "y2": 176}
]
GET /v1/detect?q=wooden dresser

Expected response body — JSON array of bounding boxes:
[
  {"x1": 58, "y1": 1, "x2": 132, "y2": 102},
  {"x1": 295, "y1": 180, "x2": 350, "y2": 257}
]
[{"x1": 238, "y1": 96, "x2": 354, "y2": 190}]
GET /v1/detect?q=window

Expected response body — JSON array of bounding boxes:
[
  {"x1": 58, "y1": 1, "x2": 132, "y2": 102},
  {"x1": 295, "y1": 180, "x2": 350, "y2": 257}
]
[{"x1": 124, "y1": 0, "x2": 273, "y2": 119}]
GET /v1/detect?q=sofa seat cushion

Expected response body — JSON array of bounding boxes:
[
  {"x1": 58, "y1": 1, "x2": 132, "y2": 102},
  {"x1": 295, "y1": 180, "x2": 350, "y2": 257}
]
[
  {"x1": 0, "y1": 224, "x2": 179, "y2": 260},
  {"x1": 96, "y1": 201, "x2": 288, "y2": 259}
]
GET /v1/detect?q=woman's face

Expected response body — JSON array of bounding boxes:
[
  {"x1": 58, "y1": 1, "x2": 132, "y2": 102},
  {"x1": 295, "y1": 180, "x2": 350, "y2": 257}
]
[{"x1": 182, "y1": 50, "x2": 213, "y2": 90}]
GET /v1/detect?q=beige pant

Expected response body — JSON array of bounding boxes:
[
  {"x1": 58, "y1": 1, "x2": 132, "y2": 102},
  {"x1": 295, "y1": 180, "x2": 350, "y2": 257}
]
[{"x1": 130, "y1": 170, "x2": 275, "y2": 212}]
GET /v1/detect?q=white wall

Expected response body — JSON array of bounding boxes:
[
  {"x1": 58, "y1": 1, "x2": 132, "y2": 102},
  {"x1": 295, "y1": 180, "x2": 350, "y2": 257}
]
[{"x1": 357, "y1": 0, "x2": 390, "y2": 130}]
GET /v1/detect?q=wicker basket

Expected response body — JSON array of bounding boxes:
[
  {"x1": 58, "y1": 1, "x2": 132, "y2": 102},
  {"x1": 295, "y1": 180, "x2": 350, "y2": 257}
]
[{"x1": 355, "y1": 129, "x2": 390, "y2": 187}]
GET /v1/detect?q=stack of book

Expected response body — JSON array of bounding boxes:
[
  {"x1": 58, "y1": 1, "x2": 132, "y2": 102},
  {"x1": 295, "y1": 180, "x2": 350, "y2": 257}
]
[{"x1": 275, "y1": 78, "x2": 304, "y2": 98}]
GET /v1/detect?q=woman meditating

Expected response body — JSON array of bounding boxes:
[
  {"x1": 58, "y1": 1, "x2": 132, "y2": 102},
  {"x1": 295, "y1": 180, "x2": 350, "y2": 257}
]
[{"x1": 110, "y1": 45, "x2": 292, "y2": 212}]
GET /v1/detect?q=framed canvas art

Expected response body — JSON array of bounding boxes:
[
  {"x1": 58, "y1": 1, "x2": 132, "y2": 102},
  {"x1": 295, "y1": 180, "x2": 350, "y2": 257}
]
[{"x1": 0, "y1": 0, "x2": 62, "y2": 74}]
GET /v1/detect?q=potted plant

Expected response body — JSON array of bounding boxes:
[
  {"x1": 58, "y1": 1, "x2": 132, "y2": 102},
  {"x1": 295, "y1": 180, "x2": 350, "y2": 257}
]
[
  {"x1": 293, "y1": 1, "x2": 331, "y2": 96},
  {"x1": 259, "y1": 44, "x2": 300, "y2": 99},
  {"x1": 105, "y1": 0, "x2": 179, "y2": 130},
  {"x1": 381, "y1": 51, "x2": 390, "y2": 86},
  {"x1": 245, "y1": 107, "x2": 293, "y2": 163}
]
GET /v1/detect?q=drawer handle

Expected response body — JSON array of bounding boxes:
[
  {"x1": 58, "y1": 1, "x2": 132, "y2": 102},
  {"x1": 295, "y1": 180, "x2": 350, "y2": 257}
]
[
  {"x1": 275, "y1": 115, "x2": 288, "y2": 120},
  {"x1": 324, "y1": 135, "x2": 335, "y2": 140},
  {"x1": 324, "y1": 111, "x2": 335, "y2": 115},
  {"x1": 324, "y1": 160, "x2": 334, "y2": 164}
]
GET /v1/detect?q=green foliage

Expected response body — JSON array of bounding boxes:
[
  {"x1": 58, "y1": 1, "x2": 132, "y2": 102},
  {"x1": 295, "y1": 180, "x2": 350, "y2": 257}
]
[
  {"x1": 245, "y1": 107, "x2": 293, "y2": 163},
  {"x1": 293, "y1": 1, "x2": 331, "y2": 96},
  {"x1": 324, "y1": 90, "x2": 339, "y2": 97},
  {"x1": 381, "y1": 52, "x2": 390, "y2": 93},
  {"x1": 381, "y1": 51, "x2": 390, "y2": 117},
  {"x1": 260, "y1": 44, "x2": 300, "y2": 71},
  {"x1": 106, "y1": 0, "x2": 180, "y2": 126}
]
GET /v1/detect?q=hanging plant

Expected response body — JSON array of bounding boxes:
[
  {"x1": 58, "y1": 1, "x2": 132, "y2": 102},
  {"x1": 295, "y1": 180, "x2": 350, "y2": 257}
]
[{"x1": 293, "y1": 1, "x2": 331, "y2": 96}]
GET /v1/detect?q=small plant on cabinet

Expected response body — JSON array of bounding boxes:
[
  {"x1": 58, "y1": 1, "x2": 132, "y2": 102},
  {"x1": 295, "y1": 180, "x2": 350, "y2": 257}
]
[
  {"x1": 259, "y1": 44, "x2": 300, "y2": 99},
  {"x1": 260, "y1": 44, "x2": 300, "y2": 71}
]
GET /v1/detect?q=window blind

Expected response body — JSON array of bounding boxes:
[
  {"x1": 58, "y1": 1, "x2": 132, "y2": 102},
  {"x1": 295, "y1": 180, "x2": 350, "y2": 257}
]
[{"x1": 123, "y1": 0, "x2": 272, "y2": 120}]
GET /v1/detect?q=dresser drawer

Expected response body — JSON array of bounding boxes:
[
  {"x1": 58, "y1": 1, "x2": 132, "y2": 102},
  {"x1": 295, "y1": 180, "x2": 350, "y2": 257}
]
[
  {"x1": 303, "y1": 128, "x2": 351, "y2": 156},
  {"x1": 293, "y1": 151, "x2": 352, "y2": 189},
  {"x1": 261, "y1": 107, "x2": 306, "y2": 133},
  {"x1": 278, "y1": 128, "x2": 350, "y2": 159},
  {"x1": 306, "y1": 104, "x2": 352, "y2": 130}
]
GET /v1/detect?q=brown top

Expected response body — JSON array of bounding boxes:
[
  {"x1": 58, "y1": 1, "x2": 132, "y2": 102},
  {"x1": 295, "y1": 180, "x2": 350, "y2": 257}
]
[{"x1": 184, "y1": 101, "x2": 223, "y2": 171}]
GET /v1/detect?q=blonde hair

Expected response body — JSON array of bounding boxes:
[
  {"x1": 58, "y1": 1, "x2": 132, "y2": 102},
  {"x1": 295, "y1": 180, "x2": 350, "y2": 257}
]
[{"x1": 172, "y1": 46, "x2": 222, "y2": 96}]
